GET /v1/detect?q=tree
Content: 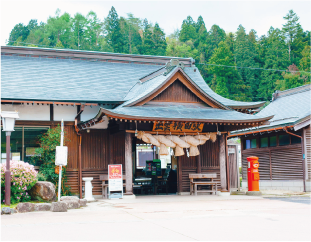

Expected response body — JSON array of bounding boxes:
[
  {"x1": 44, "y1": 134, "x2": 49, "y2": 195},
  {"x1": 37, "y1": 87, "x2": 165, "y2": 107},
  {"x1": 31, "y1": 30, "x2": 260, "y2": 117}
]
[
  {"x1": 206, "y1": 25, "x2": 226, "y2": 61},
  {"x1": 208, "y1": 41, "x2": 250, "y2": 101},
  {"x1": 257, "y1": 27, "x2": 289, "y2": 100},
  {"x1": 152, "y1": 23, "x2": 166, "y2": 56},
  {"x1": 299, "y1": 45, "x2": 311, "y2": 84},
  {"x1": 282, "y1": 10, "x2": 300, "y2": 62},
  {"x1": 234, "y1": 25, "x2": 260, "y2": 100},
  {"x1": 45, "y1": 9, "x2": 72, "y2": 47},
  {"x1": 71, "y1": 13, "x2": 87, "y2": 50},
  {"x1": 104, "y1": 6, "x2": 124, "y2": 53},
  {"x1": 119, "y1": 14, "x2": 142, "y2": 54},
  {"x1": 141, "y1": 19, "x2": 155, "y2": 55},
  {"x1": 179, "y1": 16, "x2": 197, "y2": 42},
  {"x1": 85, "y1": 11, "x2": 104, "y2": 51}
]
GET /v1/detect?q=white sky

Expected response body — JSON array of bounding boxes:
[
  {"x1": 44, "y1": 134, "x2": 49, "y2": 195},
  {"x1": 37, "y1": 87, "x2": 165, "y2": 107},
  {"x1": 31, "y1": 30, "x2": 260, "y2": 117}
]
[{"x1": 0, "y1": 0, "x2": 310, "y2": 46}]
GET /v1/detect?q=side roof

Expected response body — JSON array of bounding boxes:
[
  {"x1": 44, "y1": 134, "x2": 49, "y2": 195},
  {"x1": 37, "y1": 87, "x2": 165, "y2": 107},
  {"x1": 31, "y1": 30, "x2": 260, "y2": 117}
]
[{"x1": 231, "y1": 84, "x2": 311, "y2": 135}]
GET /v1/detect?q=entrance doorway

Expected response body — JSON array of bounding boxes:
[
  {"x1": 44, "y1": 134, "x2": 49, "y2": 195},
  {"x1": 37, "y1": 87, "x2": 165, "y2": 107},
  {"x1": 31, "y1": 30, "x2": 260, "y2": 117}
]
[{"x1": 133, "y1": 140, "x2": 177, "y2": 195}]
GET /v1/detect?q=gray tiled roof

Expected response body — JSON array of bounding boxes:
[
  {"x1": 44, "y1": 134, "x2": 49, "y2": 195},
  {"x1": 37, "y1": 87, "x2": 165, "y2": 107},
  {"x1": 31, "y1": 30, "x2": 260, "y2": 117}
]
[
  {"x1": 231, "y1": 85, "x2": 311, "y2": 134},
  {"x1": 1, "y1": 55, "x2": 162, "y2": 102},
  {"x1": 100, "y1": 104, "x2": 273, "y2": 122},
  {"x1": 258, "y1": 85, "x2": 310, "y2": 125}
]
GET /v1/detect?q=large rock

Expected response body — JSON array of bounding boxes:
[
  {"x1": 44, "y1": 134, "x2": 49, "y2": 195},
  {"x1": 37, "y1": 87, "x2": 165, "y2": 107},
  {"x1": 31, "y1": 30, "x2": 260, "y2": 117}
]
[
  {"x1": 10, "y1": 208, "x2": 17, "y2": 214},
  {"x1": 29, "y1": 182, "x2": 56, "y2": 202},
  {"x1": 60, "y1": 196, "x2": 79, "y2": 202},
  {"x1": 16, "y1": 203, "x2": 35, "y2": 213},
  {"x1": 79, "y1": 199, "x2": 87, "y2": 207},
  {"x1": 35, "y1": 203, "x2": 52, "y2": 211},
  {"x1": 63, "y1": 200, "x2": 80, "y2": 209},
  {"x1": 1, "y1": 207, "x2": 11, "y2": 215},
  {"x1": 51, "y1": 202, "x2": 67, "y2": 212}
]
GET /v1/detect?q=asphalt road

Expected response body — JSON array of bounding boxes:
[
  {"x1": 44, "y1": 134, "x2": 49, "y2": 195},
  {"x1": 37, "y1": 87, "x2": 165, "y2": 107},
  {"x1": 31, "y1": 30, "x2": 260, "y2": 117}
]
[
  {"x1": 265, "y1": 196, "x2": 311, "y2": 205},
  {"x1": 2, "y1": 195, "x2": 311, "y2": 241}
]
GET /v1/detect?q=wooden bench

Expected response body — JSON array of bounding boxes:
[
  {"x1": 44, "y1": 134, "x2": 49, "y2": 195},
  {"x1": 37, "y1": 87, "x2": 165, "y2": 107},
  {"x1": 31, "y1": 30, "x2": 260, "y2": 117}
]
[
  {"x1": 189, "y1": 173, "x2": 217, "y2": 196},
  {"x1": 99, "y1": 175, "x2": 126, "y2": 199}
]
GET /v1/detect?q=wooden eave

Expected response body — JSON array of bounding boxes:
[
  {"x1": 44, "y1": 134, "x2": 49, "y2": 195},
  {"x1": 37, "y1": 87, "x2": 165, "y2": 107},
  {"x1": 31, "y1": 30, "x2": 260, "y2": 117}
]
[
  {"x1": 98, "y1": 108, "x2": 273, "y2": 124},
  {"x1": 125, "y1": 68, "x2": 228, "y2": 110}
]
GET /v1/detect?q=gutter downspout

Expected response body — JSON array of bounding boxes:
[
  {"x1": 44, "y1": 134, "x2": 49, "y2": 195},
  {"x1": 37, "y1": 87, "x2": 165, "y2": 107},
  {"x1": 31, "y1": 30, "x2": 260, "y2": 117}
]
[
  {"x1": 284, "y1": 127, "x2": 306, "y2": 192},
  {"x1": 75, "y1": 104, "x2": 85, "y2": 199}
]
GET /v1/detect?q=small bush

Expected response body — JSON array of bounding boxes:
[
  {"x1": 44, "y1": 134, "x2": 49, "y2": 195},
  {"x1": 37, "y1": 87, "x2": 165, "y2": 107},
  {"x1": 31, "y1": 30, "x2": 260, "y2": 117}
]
[
  {"x1": 1, "y1": 161, "x2": 38, "y2": 204},
  {"x1": 37, "y1": 172, "x2": 47, "y2": 181}
]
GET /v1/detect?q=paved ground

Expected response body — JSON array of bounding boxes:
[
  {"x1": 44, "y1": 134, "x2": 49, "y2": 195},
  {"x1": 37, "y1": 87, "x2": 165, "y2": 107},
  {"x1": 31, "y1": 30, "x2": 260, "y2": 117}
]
[{"x1": 1, "y1": 194, "x2": 311, "y2": 241}]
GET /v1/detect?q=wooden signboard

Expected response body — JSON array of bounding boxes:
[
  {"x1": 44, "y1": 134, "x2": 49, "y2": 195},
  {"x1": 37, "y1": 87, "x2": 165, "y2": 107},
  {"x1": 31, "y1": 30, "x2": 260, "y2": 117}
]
[
  {"x1": 152, "y1": 121, "x2": 204, "y2": 132},
  {"x1": 108, "y1": 164, "x2": 123, "y2": 199}
]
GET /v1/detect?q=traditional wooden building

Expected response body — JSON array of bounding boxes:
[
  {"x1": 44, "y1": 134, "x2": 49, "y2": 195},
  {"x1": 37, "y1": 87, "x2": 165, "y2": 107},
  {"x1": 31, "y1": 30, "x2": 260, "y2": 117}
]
[
  {"x1": 231, "y1": 85, "x2": 311, "y2": 192},
  {"x1": 1, "y1": 46, "x2": 273, "y2": 198}
]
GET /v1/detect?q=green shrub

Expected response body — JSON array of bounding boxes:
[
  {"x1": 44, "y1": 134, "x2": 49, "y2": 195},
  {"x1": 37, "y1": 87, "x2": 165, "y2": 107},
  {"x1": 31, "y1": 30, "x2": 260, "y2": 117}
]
[
  {"x1": 37, "y1": 172, "x2": 47, "y2": 181},
  {"x1": 1, "y1": 161, "x2": 37, "y2": 204},
  {"x1": 30, "y1": 125, "x2": 71, "y2": 197}
]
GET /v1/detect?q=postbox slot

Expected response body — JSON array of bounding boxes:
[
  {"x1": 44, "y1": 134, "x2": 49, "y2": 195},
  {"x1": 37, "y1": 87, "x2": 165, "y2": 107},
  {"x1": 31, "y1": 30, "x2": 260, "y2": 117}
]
[{"x1": 253, "y1": 173, "x2": 260, "y2": 181}]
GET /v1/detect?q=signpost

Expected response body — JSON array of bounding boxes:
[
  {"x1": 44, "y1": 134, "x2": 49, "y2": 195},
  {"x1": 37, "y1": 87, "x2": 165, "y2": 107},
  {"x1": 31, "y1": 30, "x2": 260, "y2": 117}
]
[
  {"x1": 55, "y1": 119, "x2": 68, "y2": 201},
  {"x1": 108, "y1": 164, "x2": 123, "y2": 199}
]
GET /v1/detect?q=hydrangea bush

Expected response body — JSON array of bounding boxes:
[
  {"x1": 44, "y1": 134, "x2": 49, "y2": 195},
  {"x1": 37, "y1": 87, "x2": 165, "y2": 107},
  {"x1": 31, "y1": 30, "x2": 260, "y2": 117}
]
[{"x1": 1, "y1": 160, "x2": 38, "y2": 204}]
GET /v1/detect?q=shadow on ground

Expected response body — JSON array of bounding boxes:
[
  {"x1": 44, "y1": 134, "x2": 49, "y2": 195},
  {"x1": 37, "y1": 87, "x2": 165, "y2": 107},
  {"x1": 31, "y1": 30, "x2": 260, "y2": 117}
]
[{"x1": 264, "y1": 196, "x2": 311, "y2": 205}]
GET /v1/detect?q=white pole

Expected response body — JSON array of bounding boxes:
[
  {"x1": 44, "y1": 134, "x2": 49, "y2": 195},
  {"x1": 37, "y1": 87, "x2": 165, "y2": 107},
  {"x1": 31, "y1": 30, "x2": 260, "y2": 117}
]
[{"x1": 58, "y1": 119, "x2": 64, "y2": 201}]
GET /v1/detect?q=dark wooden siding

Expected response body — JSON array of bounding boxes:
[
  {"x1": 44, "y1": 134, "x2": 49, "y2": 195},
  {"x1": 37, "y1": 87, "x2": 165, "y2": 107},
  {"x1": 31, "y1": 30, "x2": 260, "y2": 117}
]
[
  {"x1": 60, "y1": 128, "x2": 126, "y2": 195},
  {"x1": 150, "y1": 79, "x2": 204, "y2": 103},
  {"x1": 179, "y1": 139, "x2": 221, "y2": 192},
  {"x1": 242, "y1": 144, "x2": 303, "y2": 180},
  {"x1": 305, "y1": 125, "x2": 311, "y2": 181}
]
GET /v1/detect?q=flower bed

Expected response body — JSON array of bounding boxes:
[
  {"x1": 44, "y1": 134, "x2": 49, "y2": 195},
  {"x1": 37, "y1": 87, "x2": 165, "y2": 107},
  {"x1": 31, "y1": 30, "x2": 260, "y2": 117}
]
[{"x1": 1, "y1": 161, "x2": 38, "y2": 204}]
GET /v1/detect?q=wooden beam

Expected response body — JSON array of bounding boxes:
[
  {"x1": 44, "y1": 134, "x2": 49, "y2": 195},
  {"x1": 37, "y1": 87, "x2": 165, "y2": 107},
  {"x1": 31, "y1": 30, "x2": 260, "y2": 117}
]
[
  {"x1": 125, "y1": 132, "x2": 133, "y2": 195},
  {"x1": 50, "y1": 104, "x2": 54, "y2": 121},
  {"x1": 219, "y1": 134, "x2": 227, "y2": 191}
]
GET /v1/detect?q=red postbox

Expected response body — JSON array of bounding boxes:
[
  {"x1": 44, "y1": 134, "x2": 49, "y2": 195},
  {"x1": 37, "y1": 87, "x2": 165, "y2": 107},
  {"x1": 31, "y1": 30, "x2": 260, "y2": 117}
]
[{"x1": 247, "y1": 156, "x2": 260, "y2": 191}]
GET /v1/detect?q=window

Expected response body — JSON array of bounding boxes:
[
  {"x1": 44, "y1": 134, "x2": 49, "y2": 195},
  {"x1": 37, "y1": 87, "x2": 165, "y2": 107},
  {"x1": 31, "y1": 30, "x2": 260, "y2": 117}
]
[
  {"x1": 279, "y1": 134, "x2": 290, "y2": 146},
  {"x1": 291, "y1": 133, "x2": 301, "y2": 144},
  {"x1": 136, "y1": 144, "x2": 154, "y2": 168},
  {"x1": 245, "y1": 139, "x2": 257, "y2": 149},
  {"x1": 260, "y1": 137, "x2": 268, "y2": 148},
  {"x1": 269, "y1": 136, "x2": 277, "y2": 147},
  {"x1": 1, "y1": 126, "x2": 49, "y2": 164}
]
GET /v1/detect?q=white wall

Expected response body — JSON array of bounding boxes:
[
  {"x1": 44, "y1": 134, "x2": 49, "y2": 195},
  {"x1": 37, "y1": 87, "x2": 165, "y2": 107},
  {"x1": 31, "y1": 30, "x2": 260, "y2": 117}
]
[
  {"x1": 1, "y1": 104, "x2": 50, "y2": 120},
  {"x1": 54, "y1": 105, "x2": 77, "y2": 121},
  {"x1": 81, "y1": 106, "x2": 100, "y2": 122},
  {"x1": 241, "y1": 180, "x2": 304, "y2": 192}
]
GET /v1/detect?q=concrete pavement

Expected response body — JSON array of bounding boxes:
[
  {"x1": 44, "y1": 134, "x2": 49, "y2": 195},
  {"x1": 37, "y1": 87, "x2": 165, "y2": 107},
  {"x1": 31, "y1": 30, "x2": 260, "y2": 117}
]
[{"x1": 1, "y1": 194, "x2": 311, "y2": 241}]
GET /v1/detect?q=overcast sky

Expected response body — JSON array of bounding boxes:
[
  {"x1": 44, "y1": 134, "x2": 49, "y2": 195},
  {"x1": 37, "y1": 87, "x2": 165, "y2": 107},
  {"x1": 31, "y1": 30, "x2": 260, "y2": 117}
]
[{"x1": 0, "y1": 0, "x2": 310, "y2": 46}]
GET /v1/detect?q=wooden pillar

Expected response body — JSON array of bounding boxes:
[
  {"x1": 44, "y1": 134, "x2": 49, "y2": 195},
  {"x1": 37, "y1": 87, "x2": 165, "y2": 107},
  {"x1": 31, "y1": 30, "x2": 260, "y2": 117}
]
[
  {"x1": 78, "y1": 135, "x2": 82, "y2": 199},
  {"x1": 219, "y1": 134, "x2": 227, "y2": 191},
  {"x1": 302, "y1": 128, "x2": 306, "y2": 192},
  {"x1": 177, "y1": 157, "x2": 182, "y2": 194},
  {"x1": 196, "y1": 154, "x2": 201, "y2": 173},
  {"x1": 125, "y1": 132, "x2": 133, "y2": 195}
]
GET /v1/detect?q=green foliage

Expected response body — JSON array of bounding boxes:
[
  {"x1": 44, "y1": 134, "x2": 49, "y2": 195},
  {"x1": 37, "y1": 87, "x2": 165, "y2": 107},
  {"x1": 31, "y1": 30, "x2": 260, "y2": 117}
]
[
  {"x1": 37, "y1": 172, "x2": 47, "y2": 181},
  {"x1": 30, "y1": 125, "x2": 71, "y2": 196},
  {"x1": 105, "y1": 6, "x2": 124, "y2": 53},
  {"x1": 208, "y1": 41, "x2": 250, "y2": 101}
]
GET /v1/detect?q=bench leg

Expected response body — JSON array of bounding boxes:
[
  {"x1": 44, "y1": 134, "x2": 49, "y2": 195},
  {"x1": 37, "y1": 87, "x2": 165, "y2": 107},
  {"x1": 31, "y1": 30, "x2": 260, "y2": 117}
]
[
  {"x1": 190, "y1": 182, "x2": 193, "y2": 195},
  {"x1": 195, "y1": 184, "x2": 197, "y2": 196},
  {"x1": 105, "y1": 186, "x2": 108, "y2": 199},
  {"x1": 215, "y1": 183, "x2": 217, "y2": 195}
]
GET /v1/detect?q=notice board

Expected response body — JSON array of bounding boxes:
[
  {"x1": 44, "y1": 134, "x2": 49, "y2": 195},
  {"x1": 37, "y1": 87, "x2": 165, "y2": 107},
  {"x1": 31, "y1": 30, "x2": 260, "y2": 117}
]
[{"x1": 108, "y1": 164, "x2": 123, "y2": 199}]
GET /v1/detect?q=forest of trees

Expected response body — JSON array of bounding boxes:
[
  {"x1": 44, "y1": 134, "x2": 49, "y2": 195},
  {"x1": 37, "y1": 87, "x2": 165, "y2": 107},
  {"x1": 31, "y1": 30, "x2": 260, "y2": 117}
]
[{"x1": 7, "y1": 7, "x2": 310, "y2": 102}]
